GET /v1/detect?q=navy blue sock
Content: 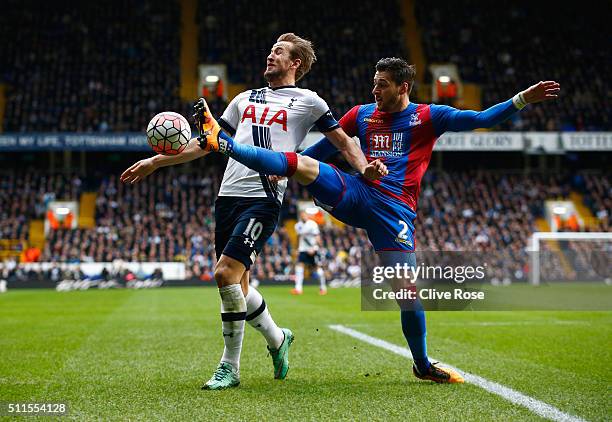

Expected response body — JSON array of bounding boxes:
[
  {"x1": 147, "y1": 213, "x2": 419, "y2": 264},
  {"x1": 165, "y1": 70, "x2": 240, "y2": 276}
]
[
  {"x1": 219, "y1": 131, "x2": 296, "y2": 176},
  {"x1": 401, "y1": 309, "x2": 430, "y2": 373},
  {"x1": 377, "y1": 251, "x2": 430, "y2": 374}
]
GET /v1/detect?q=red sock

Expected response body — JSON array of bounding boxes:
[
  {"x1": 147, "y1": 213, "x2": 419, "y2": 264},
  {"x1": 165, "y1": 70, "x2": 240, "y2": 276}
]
[{"x1": 284, "y1": 152, "x2": 298, "y2": 177}]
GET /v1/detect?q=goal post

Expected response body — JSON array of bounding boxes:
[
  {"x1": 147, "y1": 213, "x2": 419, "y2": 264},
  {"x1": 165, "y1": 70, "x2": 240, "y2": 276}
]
[{"x1": 530, "y1": 232, "x2": 612, "y2": 285}]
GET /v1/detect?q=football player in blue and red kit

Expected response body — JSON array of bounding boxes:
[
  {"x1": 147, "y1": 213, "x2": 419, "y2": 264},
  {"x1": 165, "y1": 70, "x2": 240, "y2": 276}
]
[{"x1": 196, "y1": 57, "x2": 560, "y2": 383}]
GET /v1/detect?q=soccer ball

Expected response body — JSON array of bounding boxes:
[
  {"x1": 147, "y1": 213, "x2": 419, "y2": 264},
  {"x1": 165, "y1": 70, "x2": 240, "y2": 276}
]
[{"x1": 146, "y1": 111, "x2": 191, "y2": 155}]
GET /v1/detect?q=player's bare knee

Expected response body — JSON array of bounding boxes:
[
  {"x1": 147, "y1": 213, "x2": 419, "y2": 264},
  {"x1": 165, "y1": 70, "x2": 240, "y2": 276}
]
[
  {"x1": 214, "y1": 263, "x2": 241, "y2": 287},
  {"x1": 294, "y1": 156, "x2": 320, "y2": 185}
]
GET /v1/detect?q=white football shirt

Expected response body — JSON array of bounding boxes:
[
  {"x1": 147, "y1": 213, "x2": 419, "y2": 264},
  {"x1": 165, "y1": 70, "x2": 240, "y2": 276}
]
[
  {"x1": 217, "y1": 86, "x2": 339, "y2": 202},
  {"x1": 295, "y1": 219, "x2": 320, "y2": 252}
]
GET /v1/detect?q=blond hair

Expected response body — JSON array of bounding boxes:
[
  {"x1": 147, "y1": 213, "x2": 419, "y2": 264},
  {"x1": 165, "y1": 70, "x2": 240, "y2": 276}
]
[{"x1": 277, "y1": 33, "x2": 316, "y2": 81}]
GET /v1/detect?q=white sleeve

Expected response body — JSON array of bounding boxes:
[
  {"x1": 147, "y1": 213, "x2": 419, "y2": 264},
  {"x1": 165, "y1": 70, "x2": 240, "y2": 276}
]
[
  {"x1": 294, "y1": 222, "x2": 303, "y2": 235},
  {"x1": 219, "y1": 93, "x2": 243, "y2": 135},
  {"x1": 311, "y1": 222, "x2": 320, "y2": 236},
  {"x1": 309, "y1": 93, "x2": 340, "y2": 133}
]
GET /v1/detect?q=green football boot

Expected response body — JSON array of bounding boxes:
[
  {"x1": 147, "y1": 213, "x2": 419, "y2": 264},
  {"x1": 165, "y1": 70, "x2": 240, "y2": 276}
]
[
  {"x1": 268, "y1": 328, "x2": 295, "y2": 380},
  {"x1": 201, "y1": 362, "x2": 240, "y2": 390}
]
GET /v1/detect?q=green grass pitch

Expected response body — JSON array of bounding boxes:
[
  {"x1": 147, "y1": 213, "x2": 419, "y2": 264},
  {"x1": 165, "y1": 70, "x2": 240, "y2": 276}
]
[{"x1": 0, "y1": 286, "x2": 610, "y2": 421}]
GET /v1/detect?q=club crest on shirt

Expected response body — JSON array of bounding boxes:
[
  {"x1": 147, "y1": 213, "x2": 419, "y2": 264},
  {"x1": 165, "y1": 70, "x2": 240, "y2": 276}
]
[{"x1": 409, "y1": 113, "x2": 422, "y2": 127}]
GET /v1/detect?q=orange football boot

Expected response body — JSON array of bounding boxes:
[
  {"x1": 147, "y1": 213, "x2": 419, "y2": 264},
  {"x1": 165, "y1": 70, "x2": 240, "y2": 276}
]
[
  {"x1": 193, "y1": 98, "x2": 222, "y2": 152},
  {"x1": 413, "y1": 362, "x2": 465, "y2": 384}
]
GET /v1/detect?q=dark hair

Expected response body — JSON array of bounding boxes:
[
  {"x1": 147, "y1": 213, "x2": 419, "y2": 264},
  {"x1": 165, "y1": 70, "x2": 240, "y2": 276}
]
[{"x1": 375, "y1": 57, "x2": 416, "y2": 86}]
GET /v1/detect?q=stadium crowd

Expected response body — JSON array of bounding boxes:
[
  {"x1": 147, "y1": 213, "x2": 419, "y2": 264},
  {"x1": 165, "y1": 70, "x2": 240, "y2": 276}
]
[
  {"x1": 0, "y1": 1, "x2": 609, "y2": 286},
  {"x1": 2, "y1": 1, "x2": 608, "y2": 132},
  {"x1": 0, "y1": 170, "x2": 83, "y2": 240},
  {"x1": 578, "y1": 173, "x2": 611, "y2": 231},
  {"x1": 0, "y1": 0, "x2": 190, "y2": 132},
  {"x1": 2, "y1": 164, "x2": 608, "y2": 285},
  {"x1": 415, "y1": 1, "x2": 611, "y2": 131}
]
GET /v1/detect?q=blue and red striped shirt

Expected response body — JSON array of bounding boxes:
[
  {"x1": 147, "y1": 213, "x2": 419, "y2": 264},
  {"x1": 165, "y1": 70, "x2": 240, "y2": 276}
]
[{"x1": 303, "y1": 99, "x2": 519, "y2": 212}]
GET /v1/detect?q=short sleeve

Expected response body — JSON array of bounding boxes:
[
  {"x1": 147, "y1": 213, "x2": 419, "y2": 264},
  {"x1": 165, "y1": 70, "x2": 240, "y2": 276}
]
[
  {"x1": 308, "y1": 221, "x2": 320, "y2": 236},
  {"x1": 310, "y1": 93, "x2": 340, "y2": 132},
  {"x1": 219, "y1": 93, "x2": 243, "y2": 135},
  {"x1": 312, "y1": 224, "x2": 320, "y2": 236}
]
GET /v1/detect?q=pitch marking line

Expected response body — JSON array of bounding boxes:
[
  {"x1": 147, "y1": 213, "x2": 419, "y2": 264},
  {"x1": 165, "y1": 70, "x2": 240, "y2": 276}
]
[{"x1": 329, "y1": 324, "x2": 586, "y2": 422}]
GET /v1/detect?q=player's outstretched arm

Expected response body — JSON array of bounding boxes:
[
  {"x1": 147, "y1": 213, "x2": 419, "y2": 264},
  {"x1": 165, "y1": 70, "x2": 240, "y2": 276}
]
[
  {"x1": 120, "y1": 138, "x2": 208, "y2": 184},
  {"x1": 325, "y1": 128, "x2": 388, "y2": 180},
  {"x1": 437, "y1": 81, "x2": 560, "y2": 132}
]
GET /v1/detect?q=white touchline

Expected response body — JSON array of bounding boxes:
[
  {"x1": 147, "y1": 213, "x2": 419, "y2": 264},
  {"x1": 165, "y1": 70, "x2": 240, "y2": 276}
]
[{"x1": 328, "y1": 325, "x2": 586, "y2": 422}]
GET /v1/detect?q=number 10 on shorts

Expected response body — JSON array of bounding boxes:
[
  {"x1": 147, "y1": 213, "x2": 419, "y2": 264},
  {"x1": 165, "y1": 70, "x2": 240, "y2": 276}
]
[{"x1": 243, "y1": 218, "x2": 263, "y2": 246}]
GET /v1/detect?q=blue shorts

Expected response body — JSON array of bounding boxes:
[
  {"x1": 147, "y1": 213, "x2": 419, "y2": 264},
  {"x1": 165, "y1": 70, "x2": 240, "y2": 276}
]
[{"x1": 308, "y1": 163, "x2": 416, "y2": 252}]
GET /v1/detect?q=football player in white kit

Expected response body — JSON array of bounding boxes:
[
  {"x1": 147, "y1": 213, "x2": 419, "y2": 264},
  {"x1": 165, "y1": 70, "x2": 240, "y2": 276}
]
[
  {"x1": 292, "y1": 211, "x2": 327, "y2": 295},
  {"x1": 121, "y1": 33, "x2": 386, "y2": 390}
]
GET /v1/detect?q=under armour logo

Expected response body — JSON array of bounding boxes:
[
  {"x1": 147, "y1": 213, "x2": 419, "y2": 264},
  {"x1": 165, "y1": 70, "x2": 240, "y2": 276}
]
[
  {"x1": 287, "y1": 97, "x2": 298, "y2": 108},
  {"x1": 244, "y1": 238, "x2": 255, "y2": 247}
]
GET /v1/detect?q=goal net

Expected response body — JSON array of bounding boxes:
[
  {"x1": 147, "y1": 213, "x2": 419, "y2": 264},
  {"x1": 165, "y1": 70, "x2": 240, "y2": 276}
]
[{"x1": 529, "y1": 232, "x2": 611, "y2": 285}]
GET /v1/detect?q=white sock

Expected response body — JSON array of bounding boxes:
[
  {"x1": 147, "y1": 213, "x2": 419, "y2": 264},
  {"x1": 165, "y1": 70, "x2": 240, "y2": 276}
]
[
  {"x1": 295, "y1": 264, "x2": 304, "y2": 291},
  {"x1": 317, "y1": 268, "x2": 326, "y2": 291},
  {"x1": 219, "y1": 284, "x2": 246, "y2": 370},
  {"x1": 245, "y1": 287, "x2": 284, "y2": 350}
]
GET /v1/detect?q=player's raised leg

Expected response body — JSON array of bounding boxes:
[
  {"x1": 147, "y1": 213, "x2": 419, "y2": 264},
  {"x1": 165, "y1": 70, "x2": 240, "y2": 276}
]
[
  {"x1": 194, "y1": 97, "x2": 385, "y2": 190},
  {"x1": 204, "y1": 122, "x2": 322, "y2": 186}
]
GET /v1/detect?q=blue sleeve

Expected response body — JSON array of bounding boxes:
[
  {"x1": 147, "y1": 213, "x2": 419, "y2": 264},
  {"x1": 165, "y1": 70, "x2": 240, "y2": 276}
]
[
  {"x1": 300, "y1": 137, "x2": 338, "y2": 161},
  {"x1": 430, "y1": 99, "x2": 519, "y2": 136}
]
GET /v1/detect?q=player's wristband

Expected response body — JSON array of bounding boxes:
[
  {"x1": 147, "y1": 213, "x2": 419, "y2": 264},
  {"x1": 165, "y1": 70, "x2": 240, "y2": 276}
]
[{"x1": 512, "y1": 92, "x2": 528, "y2": 110}]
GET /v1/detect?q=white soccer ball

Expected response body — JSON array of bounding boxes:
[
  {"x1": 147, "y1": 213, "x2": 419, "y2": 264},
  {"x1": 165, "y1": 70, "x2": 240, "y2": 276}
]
[{"x1": 146, "y1": 111, "x2": 191, "y2": 155}]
